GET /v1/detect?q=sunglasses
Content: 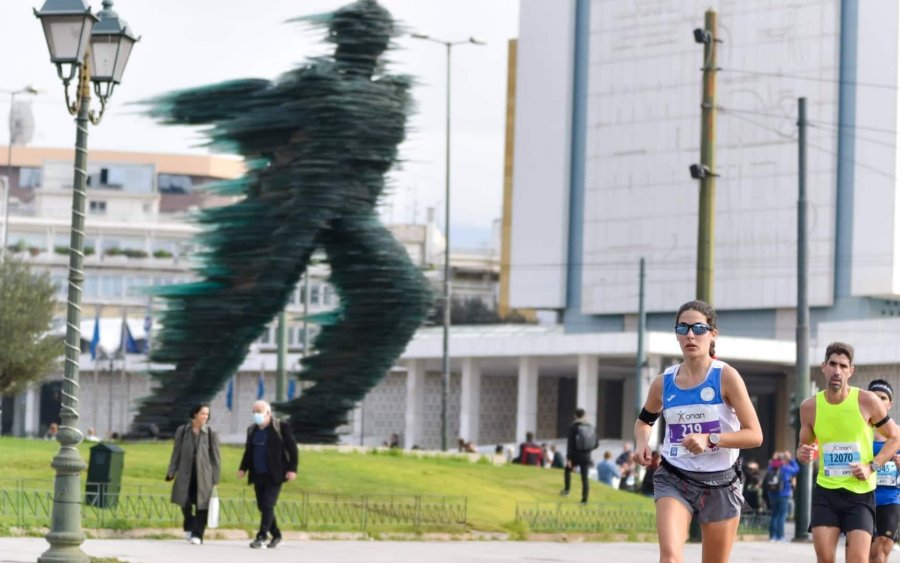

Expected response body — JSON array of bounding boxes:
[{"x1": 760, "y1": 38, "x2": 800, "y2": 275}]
[{"x1": 674, "y1": 322, "x2": 712, "y2": 336}]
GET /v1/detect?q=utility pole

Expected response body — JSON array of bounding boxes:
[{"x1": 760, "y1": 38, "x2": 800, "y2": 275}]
[
  {"x1": 276, "y1": 310, "x2": 287, "y2": 402},
  {"x1": 695, "y1": 9, "x2": 718, "y2": 304},
  {"x1": 688, "y1": 13, "x2": 719, "y2": 543},
  {"x1": 794, "y1": 96, "x2": 812, "y2": 539},
  {"x1": 634, "y1": 257, "x2": 646, "y2": 418}
]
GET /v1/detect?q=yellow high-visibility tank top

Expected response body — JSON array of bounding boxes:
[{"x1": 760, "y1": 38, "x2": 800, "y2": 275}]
[{"x1": 814, "y1": 387, "x2": 875, "y2": 493}]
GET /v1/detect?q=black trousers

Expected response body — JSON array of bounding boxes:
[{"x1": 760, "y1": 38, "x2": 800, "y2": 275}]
[
  {"x1": 253, "y1": 473, "x2": 283, "y2": 540},
  {"x1": 564, "y1": 459, "x2": 592, "y2": 502},
  {"x1": 182, "y1": 467, "x2": 209, "y2": 539}
]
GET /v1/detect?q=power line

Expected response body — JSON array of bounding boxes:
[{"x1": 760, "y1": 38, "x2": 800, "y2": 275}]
[{"x1": 720, "y1": 67, "x2": 898, "y2": 91}]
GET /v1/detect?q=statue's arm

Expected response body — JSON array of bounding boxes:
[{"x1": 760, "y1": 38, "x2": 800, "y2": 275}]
[{"x1": 141, "y1": 78, "x2": 272, "y2": 126}]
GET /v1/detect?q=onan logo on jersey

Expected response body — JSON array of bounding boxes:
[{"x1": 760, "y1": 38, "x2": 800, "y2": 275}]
[
  {"x1": 829, "y1": 444, "x2": 855, "y2": 452},
  {"x1": 675, "y1": 410, "x2": 707, "y2": 422}
]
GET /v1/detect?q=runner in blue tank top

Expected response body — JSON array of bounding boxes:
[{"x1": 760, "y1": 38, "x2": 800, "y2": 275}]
[
  {"x1": 633, "y1": 300, "x2": 763, "y2": 563},
  {"x1": 869, "y1": 379, "x2": 900, "y2": 563}
]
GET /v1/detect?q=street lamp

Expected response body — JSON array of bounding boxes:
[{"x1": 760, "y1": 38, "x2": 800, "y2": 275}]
[
  {"x1": 34, "y1": 1, "x2": 137, "y2": 561},
  {"x1": 411, "y1": 33, "x2": 485, "y2": 452},
  {"x1": 3, "y1": 86, "x2": 40, "y2": 255}
]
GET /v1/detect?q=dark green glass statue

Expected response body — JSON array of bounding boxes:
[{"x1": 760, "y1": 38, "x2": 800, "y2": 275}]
[{"x1": 131, "y1": 0, "x2": 432, "y2": 443}]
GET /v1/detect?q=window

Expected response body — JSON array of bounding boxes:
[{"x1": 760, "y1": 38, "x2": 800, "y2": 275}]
[
  {"x1": 158, "y1": 174, "x2": 193, "y2": 194},
  {"x1": 19, "y1": 167, "x2": 42, "y2": 188},
  {"x1": 89, "y1": 201, "x2": 107, "y2": 214}
]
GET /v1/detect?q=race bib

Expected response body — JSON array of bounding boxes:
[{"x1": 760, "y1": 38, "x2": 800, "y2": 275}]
[
  {"x1": 877, "y1": 461, "x2": 898, "y2": 487},
  {"x1": 665, "y1": 405, "x2": 722, "y2": 457},
  {"x1": 822, "y1": 442, "x2": 861, "y2": 477}
]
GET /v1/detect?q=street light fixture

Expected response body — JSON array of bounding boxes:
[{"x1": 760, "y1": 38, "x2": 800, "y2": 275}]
[
  {"x1": 3, "y1": 86, "x2": 40, "y2": 255},
  {"x1": 411, "y1": 32, "x2": 485, "y2": 452},
  {"x1": 34, "y1": 1, "x2": 137, "y2": 561}
]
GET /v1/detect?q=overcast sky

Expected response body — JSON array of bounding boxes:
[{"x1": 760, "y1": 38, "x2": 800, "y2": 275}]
[{"x1": 4, "y1": 0, "x2": 520, "y2": 248}]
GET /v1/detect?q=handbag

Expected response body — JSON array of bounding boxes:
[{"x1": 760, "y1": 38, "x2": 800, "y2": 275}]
[{"x1": 207, "y1": 487, "x2": 220, "y2": 529}]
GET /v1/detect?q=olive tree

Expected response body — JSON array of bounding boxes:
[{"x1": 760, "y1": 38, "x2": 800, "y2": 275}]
[{"x1": 0, "y1": 257, "x2": 63, "y2": 397}]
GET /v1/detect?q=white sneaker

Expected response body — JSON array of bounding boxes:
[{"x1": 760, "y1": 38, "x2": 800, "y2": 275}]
[{"x1": 189, "y1": 537, "x2": 202, "y2": 545}]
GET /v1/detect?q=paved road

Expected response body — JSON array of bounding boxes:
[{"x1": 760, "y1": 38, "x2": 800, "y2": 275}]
[{"x1": 0, "y1": 537, "x2": 835, "y2": 563}]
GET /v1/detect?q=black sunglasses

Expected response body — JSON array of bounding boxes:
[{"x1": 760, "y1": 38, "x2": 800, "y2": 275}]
[{"x1": 674, "y1": 322, "x2": 712, "y2": 336}]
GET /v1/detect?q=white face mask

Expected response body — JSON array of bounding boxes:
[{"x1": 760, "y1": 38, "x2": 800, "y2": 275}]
[{"x1": 253, "y1": 412, "x2": 266, "y2": 426}]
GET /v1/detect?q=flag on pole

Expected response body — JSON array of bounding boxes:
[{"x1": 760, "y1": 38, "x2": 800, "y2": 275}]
[
  {"x1": 257, "y1": 373, "x2": 265, "y2": 400},
  {"x1": 226, "y1": 377, "x2": 234, "y2": 411},
  {"x1": 89, "y1": 314, "x2": 101, "y2": 360},
  {"x1": 287, "y1": 379, "x2": 297, "y2": 400},
  {"x1": 123, "y1": 321, "x2": 141, "y2": 354}
]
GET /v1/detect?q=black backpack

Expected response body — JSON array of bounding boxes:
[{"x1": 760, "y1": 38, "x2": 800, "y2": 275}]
[
  {"x1": 574, "y1": 423, "x2": 598, "y2": 452},
  {"x1": 764, "y1": 466, "x2": 782, "y2": 492}
]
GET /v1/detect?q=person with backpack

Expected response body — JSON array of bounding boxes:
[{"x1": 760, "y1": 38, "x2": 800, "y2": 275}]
[
  {"x1": 766, "y1": 450, "x2": 799, "y2": 541},
  {"x1": 516, "y1": 432, "x2": 543, "y2": 466},
  {"x1": 560, "y1": 408, "x2": 598, "y2": 504},
  {"x1": 238, "y1": 400, "x2": 299, "y2": 549}
]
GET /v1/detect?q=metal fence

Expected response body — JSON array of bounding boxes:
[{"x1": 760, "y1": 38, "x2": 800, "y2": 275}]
[
  {"x1": 0, "y1": 480, "x2": 467, "y2": 532},
  {"x1": 516, "y1": 501, "x2": 770, "y2": 534}
]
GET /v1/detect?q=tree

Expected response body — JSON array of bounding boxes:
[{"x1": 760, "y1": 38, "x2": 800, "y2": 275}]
[
  {"x1": 427, "y1": 296, "x2": 534, "y2": 326},
  {"x1": 0, "y1": 257, "x2": 63, "y2": 396}
]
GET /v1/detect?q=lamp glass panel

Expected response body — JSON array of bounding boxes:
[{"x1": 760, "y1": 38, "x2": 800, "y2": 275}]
[
  {"x1": 89, "y1": 37, "x2": 118, "y2": 81},
  {"x1": 43, "y1": 15, "x2": 92, "y2": 62},
  {"x1": 111, "y1": 38, "x2": 133, "y2": 83}
]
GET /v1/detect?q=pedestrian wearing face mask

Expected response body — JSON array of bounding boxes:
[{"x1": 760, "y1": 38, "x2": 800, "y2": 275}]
[{"x1": 238, "y1": 400, "x2": 299, "y2": 549}]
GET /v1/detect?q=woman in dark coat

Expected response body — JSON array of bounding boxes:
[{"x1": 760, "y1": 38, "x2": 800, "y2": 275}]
[{"x1": 166, "y1": 404, "x2": 221, "y2": 544}]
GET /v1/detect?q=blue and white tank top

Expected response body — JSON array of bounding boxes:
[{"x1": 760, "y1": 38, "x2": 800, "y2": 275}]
[
  {"x1": 660, "y1": 360, "x2": 741, "y2": 472},
  {"x1": 874, "y1": 440, "x2": 900, "y2": 506}
]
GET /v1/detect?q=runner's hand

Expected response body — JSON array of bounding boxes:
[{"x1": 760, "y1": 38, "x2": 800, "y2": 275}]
[
  {"x1": 285, "y1": 471, "x2": 297, "y2": 481},
  {"x1": 797, "y1": 443, "x2": 818, "y2": 464},
  {"x1": 849, "y1": 461, "x2": 870, "y2": 480},
  {"x1": 681, "y1": 433, "x2": 707, "y2": 455},
  {"x1": 632, "y1": 445, "x2": 652, "y2": 466}
]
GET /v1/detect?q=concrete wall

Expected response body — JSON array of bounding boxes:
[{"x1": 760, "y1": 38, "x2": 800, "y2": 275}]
[
  {"x1": 580, "y1": 0, "x2": 840, "y2": 314},
  {"x1": 509, "y1": 0, "x2": 576, "y2": 309}
]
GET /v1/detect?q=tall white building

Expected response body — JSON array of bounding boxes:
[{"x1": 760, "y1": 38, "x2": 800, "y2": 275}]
[
  {"x1": 497, "y1": 0, "x2": 900, "y2": 457},
  {"x1": 350, "y1": 0, "x2": 900, "y2": 459}
]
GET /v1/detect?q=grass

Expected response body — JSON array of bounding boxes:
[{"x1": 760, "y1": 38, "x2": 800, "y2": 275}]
[{"x1": 0, "y1": 437, "x2": 653, "y2": 533}]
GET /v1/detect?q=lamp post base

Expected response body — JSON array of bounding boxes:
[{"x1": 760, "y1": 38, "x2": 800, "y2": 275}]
[
  {"x1": 38, "y1": 532, "x2": 89, "y2": 563},
  {"x1": 39, "y1": 443, "x2": 88, "y2": 563}
]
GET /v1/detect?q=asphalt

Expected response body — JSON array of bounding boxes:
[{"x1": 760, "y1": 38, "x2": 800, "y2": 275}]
[{"x1": 0, "y1": 537, "x2": 836, "y2": 563}]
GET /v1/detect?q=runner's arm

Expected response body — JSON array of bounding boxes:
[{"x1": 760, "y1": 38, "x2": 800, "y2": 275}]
[
  {"x1": 862, "y1": 390, "x2": 900, "y2": 467},
  {"x1": 633, "y1": 375, "x2": 663, "y2": 466},
  {"x1": 796, "y1": 398, "x2": 817, "y2": 464},
  {"x1": 716, "y1": 366, "x2": 763, "y2": 449}
]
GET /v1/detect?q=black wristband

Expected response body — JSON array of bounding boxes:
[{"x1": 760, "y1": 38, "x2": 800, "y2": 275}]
[
  {"x1": 874, "y1": 415, "x2": 892, "y2": 428},
  {"x1": 638, "y1": 407, "x2": 661, "y2": 426}
]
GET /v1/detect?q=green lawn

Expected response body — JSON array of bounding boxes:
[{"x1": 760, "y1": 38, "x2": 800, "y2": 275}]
[{"x1": 0, "y1": 437, "x2": 652, "y2": 533}]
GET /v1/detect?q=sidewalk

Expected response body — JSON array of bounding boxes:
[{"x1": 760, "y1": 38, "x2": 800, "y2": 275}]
[{"x1": 0, "y1": 537, "x2": 828, "y2": 563}]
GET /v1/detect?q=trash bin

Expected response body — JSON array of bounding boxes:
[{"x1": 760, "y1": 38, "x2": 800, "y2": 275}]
[{"x1": 85, "y1": 442, "x2": 125, "y2": 508}]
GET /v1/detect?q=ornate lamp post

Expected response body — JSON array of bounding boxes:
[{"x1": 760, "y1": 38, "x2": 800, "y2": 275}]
[
  {"x1": 34, "y1": 1, "x2": 138, "y2": 561},
  {"x1": 410, "y1": 33, "x2": 485, "y2": 452}
]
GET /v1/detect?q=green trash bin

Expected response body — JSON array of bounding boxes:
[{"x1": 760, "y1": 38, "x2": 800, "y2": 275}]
[{"x1": 85, "y1": 443, "x2": 125, "y2": 508}]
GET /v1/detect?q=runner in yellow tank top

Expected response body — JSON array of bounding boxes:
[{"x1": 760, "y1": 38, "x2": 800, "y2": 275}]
[{"x1": 797, "y1": 342, "x2": 900, "y2": 563}]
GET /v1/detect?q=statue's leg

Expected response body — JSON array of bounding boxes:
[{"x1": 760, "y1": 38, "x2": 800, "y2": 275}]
[
  {"x1": 131, "y1": 193, "x2": 329, "y2": 435},
  {"x1": 280, "y1": 211, "x2": 432, "y2": 443}
]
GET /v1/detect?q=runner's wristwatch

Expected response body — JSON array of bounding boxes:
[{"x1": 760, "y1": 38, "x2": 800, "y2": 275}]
[
  {"x1": 870, "y1": 460, "x2": 883, "y2": 473},
  {"x1": 708, "y1": 433, "x2": 721, "y2": 447}
]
